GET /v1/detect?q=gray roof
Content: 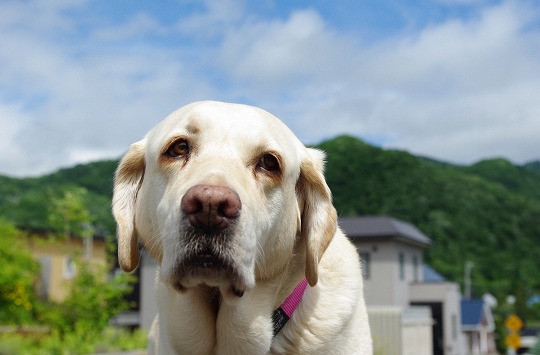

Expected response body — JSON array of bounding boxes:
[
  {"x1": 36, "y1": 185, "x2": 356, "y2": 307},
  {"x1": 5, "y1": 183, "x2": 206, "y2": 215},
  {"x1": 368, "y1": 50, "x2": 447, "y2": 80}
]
[{"x1": 339, "y1": 216, "x2": 432, "y2": 248}]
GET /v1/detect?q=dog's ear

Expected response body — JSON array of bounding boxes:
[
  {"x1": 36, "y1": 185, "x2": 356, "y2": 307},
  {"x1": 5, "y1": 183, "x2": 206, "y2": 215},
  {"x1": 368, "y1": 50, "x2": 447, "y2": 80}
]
[
  {"x1": 112, "y1": 141, "x2": 146, "y2": 273},
  {"x1": 297, "y1": 148, "x2": 337, "y2": 287}
]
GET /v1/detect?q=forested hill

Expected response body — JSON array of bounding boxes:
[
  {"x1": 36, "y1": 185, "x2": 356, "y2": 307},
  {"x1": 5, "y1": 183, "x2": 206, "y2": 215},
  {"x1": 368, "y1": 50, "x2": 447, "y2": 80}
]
[
  {"x1": 0, "y1": 160, "x2": 119, "y2": 234},
  {"x1": 1, "y1": 135, "x2": 540, "y2": 301},
  {"x1": 319, "y1": 136, "x2": 540, "y2": 301}
]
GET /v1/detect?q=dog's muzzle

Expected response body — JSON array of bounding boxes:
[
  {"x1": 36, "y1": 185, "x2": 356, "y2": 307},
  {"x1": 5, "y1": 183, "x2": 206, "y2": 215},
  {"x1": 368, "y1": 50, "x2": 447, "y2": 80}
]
[{"x1": 174, "y1": 184, "x2": 246, "y2": 297}]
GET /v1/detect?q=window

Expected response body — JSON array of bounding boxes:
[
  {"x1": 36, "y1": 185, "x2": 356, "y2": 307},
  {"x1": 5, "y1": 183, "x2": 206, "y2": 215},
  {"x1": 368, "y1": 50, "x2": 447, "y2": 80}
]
[
  {"x1": 399, "y1": 252, "x2": 405, "y2": 280},
  {"x1": 64, "y1": 256, "x2": 76, "y2": 280},
  {"x1": 359, "y1": 252, "x2": 371, "y2": 279}
]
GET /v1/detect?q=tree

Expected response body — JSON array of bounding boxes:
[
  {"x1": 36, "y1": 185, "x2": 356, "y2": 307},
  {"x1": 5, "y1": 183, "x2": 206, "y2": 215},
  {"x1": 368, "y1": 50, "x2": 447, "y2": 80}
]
[
  {"x1": 0, "y1": 219, "x2": 40, "y2": 325},
  {"x1": 48, "y1": 187, "x2": 94, "y2": 239}
]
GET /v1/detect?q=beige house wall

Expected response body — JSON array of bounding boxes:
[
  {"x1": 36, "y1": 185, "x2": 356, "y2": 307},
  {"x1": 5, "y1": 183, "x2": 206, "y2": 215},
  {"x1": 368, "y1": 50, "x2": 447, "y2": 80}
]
[{"x1": 26, "y1": 235, "x2": 107, "y2": 302}]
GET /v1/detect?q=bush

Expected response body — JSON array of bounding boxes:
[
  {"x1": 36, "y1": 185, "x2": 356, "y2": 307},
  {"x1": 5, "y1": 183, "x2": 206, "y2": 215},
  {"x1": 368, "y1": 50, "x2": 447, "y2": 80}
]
[
  {"x1": 0, "y1": 220, "x2": 40, "y2": 325},
  {"x1": 0, "y1": 327, "x2": 147, "y2": 355},
  {"x1": 0, "y1": 212, "x2": 144, "y2": 353},
  {"x1": 43, "y1": 258, "x2": 136, "y2": 346},
  {"x1": 0, "y1": 256, "x2": 142, "y2": 354}
]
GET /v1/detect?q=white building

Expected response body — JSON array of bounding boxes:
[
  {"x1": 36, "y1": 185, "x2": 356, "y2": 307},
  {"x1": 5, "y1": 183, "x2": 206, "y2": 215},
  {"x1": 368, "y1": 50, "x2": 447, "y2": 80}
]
[{"x1": 341, "y1": 216, "x2": 466, "y2": 355}]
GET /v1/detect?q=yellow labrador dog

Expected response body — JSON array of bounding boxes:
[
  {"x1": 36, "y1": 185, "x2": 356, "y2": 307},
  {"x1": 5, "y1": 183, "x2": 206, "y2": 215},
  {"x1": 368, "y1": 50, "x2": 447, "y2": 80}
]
[{"x1": 113, "y1": 101, "x2": 372, "y2": 354}]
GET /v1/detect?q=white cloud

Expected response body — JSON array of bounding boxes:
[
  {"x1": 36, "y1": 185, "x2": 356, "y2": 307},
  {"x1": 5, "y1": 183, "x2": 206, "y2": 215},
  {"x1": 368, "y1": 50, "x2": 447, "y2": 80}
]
[
  {"x1": 0, "y1": 0, "x2": 539, "y2": 176},
  {"x1": 0, "y1": 1, "x2": 220, "y2": 176},
  {"x1": 212, "y1": 1, "x2": 540, "y2": 164},
  {"x1": 218, "y1": 9, "x2": 359, "y2": 91},
  {"x1": 90, "y1": 12, "x2": 166, "y2": 42},
  {"x1": 0, "y1": 104, "x2": 27, "y2": 175},
  {"x1": 0, "y1": 0, "x2": 86, "y2": 33},
  {"x1": 362, "y1": 2, "x2": 540, "y2": 163},
  {"x1": 176, "y1": 0, "x2": 247, "y2": 39}
]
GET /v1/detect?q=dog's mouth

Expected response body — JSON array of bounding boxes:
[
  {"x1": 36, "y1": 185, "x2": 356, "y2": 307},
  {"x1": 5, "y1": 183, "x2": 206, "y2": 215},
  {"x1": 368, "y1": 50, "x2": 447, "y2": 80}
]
[
  {"x1": 162, "y1": 221, "x2": 253, "y2": 299},
  {"x1": 169, "y1": 247, "x2": 246, "y2": 298},
  {"x1": 171, "y1": 258, "x2": 245, "y2": 298},
  {"x1": 192, "y1": 253, "x2": 223, "y2": 269}
]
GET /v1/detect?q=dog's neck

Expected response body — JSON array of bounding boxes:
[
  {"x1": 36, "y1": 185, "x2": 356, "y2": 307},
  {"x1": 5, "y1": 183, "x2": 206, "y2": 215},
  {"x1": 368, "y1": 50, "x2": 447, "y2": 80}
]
[{"x1": 193, "y1": 277, "x2": 308, "y2": 338}]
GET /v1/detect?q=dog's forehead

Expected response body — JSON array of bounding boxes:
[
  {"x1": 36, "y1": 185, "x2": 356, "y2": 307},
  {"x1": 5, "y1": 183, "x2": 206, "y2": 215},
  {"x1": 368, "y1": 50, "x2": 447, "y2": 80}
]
[{"x1": 148, "y1": 101, "x2": 303, "y2": 154}]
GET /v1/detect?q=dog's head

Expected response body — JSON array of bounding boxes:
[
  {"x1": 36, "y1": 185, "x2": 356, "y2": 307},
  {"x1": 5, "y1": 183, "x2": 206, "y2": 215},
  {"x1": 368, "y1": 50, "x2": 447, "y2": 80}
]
[{"x1": 112, "y1": 101, "x2": 336, "y2": 301}]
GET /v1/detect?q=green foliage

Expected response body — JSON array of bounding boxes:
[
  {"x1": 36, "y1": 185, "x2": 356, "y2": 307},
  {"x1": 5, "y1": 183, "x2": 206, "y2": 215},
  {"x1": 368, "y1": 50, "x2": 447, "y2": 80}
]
[
  {"x1": 31, "y1": 259, "x2": 137, "y2": 354},
  {"x1": 464, "y1": 158, "x2": 540, "y2": 200},
  {"x1": 531, "y1": 343, "x2": 540, "y2": 355},
  {"x1": 45, "y1": 259, "x2": 135, "y2": 338},
  {"x1": 491, "y1": 301, "x2": 513, "y2": 353},
  {"x1": 0, "y1": 219, "x2": 40, "y2": 325},
  {"x1": 0, "y1": 327, "x2": 147, "y2": 355},
  {"x1": 524, "y1": 161, "x2": 540, "y2": 174},
  {"x1": 0, "y1": 217, "x2": 139, "y2": 353},
  {"x1": 48, "y1": 187, "x2": 94, "y2": 238},
  {"x1": 31, "y1": 185, "x2": 130, "y2": 338},
  {"x1": 0, "y1": 179, "x2": 51, "y2": 230},
  {"x1": 0, "y1": 253, "x2": 138, "y2": 353},
  {"x1": 40, "y1": 160, "x2": 118, "y2": 196},
  {"x1": 92, "y1": 327, "x2": 147, "y2": 353}
]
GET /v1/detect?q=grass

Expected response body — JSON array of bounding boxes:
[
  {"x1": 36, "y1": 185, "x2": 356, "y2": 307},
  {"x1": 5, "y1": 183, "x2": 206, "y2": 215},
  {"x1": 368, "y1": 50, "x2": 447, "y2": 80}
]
[{"x1": 0, "y1": 326, "x2": 147, "y2": 355}]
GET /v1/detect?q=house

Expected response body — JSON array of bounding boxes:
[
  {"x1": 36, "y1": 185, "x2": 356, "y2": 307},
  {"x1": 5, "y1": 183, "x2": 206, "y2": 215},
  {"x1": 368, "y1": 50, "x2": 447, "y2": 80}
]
[
  {"x1": 25, "y1": 232, "x2": 108, "y2": 302},
  {"x1": 461, "y1": 299, "x2": 497, "y2": 355},
  {"x1": 410, "y1": 277, "x2": 464, "y2": 355},
  {"x1": 341, "y1": 216, "x2": 465, "y2": 355},
  {"x1": 340, "y1": 216, "x2": 432, "y2": 307}
]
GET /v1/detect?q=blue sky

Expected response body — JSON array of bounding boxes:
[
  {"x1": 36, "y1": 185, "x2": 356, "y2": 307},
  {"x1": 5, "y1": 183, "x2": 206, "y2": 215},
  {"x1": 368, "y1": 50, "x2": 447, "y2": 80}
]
[{"x1": 1, "y1": 0, "x2": 539, "y2": 176}]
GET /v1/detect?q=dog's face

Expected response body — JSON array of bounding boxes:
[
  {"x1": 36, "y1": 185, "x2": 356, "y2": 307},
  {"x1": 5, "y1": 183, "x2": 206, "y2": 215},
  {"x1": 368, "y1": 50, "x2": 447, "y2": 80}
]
[{"x1": 113, "y1": 101, "x2": 336, "y2": 301}]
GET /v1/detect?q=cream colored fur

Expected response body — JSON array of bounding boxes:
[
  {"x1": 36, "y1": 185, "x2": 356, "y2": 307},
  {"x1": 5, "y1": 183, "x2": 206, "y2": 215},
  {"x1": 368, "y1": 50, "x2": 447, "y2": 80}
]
[{"x1": 112, "y1": 101, "x2": 372, "y2": 354}]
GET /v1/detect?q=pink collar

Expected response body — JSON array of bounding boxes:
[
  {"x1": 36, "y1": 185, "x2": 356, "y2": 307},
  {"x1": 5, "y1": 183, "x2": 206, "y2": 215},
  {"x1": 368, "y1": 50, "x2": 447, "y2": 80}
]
[{"x1": 272, "y1": 279, "x2": 308, "y2": 335}]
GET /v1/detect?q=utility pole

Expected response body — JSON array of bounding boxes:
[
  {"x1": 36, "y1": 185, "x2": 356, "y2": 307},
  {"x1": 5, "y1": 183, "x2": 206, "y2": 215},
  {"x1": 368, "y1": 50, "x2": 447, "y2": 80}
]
[
  {"x1": 82, "y1": 222, "x2": 93, "y2": 262},
  {"x1": 465, "y1": 261, "x2": 474, "y2": 299}
]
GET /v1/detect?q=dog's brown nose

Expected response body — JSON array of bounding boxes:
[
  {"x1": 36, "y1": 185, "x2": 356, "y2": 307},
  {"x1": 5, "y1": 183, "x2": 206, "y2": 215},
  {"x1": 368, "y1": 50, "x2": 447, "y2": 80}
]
[{"x1": 181, "y1": 185, "x2": 241, "y2": 231}]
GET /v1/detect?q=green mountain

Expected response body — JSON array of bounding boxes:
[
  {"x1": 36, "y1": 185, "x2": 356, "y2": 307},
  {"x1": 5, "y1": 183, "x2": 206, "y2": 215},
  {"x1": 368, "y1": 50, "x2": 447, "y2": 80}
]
[
  {"x1": 524, "y1": 161, "x2": 540, "y2": 174},
  {"x1": 319, "y1": 136, "x2": 540, "y2": 301},
  {"x1": 1, "y1": 136, "x2": 539, "y2": 304},
  {"x1": 462, "y1": 158, "x2": 540, "y2": 200},
  {"x1": 0, "y1": 160, "x2": 118, "y2": 234}
]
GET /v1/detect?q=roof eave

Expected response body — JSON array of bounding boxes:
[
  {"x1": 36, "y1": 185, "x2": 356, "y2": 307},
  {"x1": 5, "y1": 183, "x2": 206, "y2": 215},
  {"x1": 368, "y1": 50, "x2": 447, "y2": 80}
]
[{"x1": 348, "y1": 234, "x2": 431, "y2": 249}]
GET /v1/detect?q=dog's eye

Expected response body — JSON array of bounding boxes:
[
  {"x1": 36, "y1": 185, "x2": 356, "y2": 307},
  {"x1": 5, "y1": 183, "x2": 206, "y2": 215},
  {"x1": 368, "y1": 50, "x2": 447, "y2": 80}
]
[
  {"x1": 166, "y1": 140, "x2": 190, "y2": 158},
  {"x1": 258, "y1": 154, "x2": 280, "y2": 173}
]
